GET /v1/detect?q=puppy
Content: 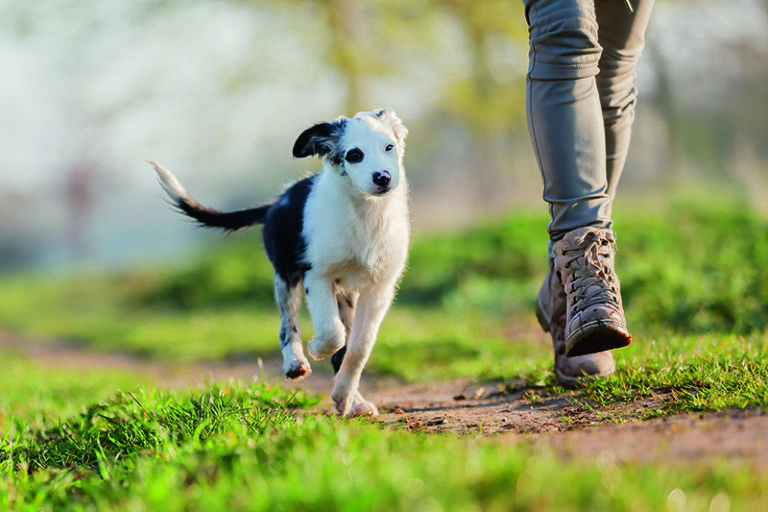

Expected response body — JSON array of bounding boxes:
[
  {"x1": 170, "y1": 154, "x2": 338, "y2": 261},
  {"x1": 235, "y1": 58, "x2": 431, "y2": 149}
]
[{"x1": 151, "y1": 109, "x2": 409, "y2": 416}]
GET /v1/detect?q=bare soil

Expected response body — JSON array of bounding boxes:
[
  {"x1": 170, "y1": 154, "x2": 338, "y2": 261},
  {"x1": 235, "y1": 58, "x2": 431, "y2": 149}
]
[{"x1": 2, "y1": 331, "x2": 766, "y2": 466}]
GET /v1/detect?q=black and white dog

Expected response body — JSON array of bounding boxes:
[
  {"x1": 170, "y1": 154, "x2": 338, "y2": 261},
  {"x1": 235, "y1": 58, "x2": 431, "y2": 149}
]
[{"x1": 150, "y1": 109, "x2": 409, "y2": 416}]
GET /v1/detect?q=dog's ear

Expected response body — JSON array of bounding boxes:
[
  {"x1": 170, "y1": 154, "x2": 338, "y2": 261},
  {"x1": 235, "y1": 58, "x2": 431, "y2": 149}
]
[
  {"x1": 376, "y1": 108, "x2": 408, "y2": 145},
  {"x1": 292, "y1": 120, "x2": 345, "y2": 159}
]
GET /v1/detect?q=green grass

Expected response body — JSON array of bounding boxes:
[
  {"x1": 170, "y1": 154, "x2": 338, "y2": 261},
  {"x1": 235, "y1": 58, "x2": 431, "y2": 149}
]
[
  {"x1": 1, "y1": 360, "x2": 766, "y2": 511},
  {"x1": 1, "y1": 199, "x2": 766, "y2": 384},
  {"x1": 571, "y1": 333, "x2": 768, "y2": 418},
  {"x1": 1, "y1": 198, "x2": 767, "y2": 509},
  {"x1": 0, "y1": 356, "x2": 153, "y2": 433},
  {"x1": 0, "y1": 199, "x2": 766, "y2": 406}
]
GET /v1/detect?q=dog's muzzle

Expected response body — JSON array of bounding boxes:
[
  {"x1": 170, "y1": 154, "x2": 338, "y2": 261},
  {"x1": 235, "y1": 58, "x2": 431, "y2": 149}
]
[{"x1": 372, "y1": 170, "x2": 391, "y2": 193}]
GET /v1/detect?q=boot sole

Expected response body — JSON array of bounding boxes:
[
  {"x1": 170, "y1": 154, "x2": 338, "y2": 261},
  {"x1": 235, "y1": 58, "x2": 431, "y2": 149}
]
[{"x1": 565, "y1": 320, "x2": 631, "y2": 357}]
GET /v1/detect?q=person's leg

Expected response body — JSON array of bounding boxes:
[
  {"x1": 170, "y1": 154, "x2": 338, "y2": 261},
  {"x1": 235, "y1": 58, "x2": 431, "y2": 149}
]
[
  {"x1": 524, "y1": 0, "x2": 610, "y2": 242},
  {"x1": 596, "y1": 0, "x2": 655, "y2": 216},
  {"x1": 525, "y1": 0, "x2": 618, "y2": 383},
  {"x1": 525, "y1": 0, "x2": 654, "y2": 230},
  {"x1": 547, "y1": 0, "x2": 655, "y2": 359},
  {"x1": 525, "y1": 0, "x2": 654, "y2": 375}
]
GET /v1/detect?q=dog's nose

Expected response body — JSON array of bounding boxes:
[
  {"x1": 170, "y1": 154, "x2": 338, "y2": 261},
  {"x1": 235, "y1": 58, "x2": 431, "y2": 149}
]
[{"x1": 373, "y1": 170, "x2": 391, "y2": 187}]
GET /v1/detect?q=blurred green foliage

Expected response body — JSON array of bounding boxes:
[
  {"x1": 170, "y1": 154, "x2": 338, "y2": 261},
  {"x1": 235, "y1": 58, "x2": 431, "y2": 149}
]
[
  {"x1": 136, "y1": 198, "x2": 768, "y2": 335},
  {"x1": 617, "y1": 199, "x2": 768, "y2": 334},
  {"x1": 138, "y1": 242, "x2": 276, "y2": 309},
  {"x1": 0, "y1": 196, "x2": 765, "y2": 380}
]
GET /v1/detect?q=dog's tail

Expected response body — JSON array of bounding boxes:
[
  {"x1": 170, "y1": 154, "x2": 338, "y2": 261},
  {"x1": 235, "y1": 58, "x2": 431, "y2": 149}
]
[{"x1": 149, "y1": 160, "x2": 269, "y2": 232}]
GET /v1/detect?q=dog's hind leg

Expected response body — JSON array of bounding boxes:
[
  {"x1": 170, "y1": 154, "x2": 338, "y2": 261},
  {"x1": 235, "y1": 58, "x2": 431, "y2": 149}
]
[
  {"x1": 275, "y1": 275, "x2": 311, "y2": 380},
  {"x1": 331, "y1": 281, "x2": 396, "y2": 416},
  {"x1": 331, "y1": 290, "x2": 358, "y2": 373}
]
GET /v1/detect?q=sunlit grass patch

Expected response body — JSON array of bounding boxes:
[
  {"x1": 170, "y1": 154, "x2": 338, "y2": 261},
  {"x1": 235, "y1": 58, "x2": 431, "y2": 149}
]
[
  {"x1": 0, "y1": 356, "x2": 153, "y2": 432},
  {"x1": 2, "y1": 375, "x2": 767, "y2": 511},
  {"x1": 509, "y1": 333, "x2": 768, "y2": 423},
  {"x1": 578, "y1": 333, "x2": 768, "y2": 416}
]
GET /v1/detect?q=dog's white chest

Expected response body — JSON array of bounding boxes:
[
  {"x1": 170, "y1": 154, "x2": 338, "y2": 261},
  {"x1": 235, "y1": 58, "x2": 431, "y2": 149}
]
[
  {"x1": 317, "y1": 210, "x2": 406, "y2": 283},
  {"x1": 303, "y1": 174, "x2": 409, "y2": 289}
]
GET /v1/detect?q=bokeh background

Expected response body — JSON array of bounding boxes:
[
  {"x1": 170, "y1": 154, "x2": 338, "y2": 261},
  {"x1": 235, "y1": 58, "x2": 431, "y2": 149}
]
[{"x1": 1, "y1": 0, "x2": 767, "y2": 272}]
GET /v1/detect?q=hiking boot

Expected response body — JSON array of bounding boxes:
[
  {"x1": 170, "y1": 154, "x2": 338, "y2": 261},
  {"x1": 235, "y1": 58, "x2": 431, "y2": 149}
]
[
  {"x1": 536, "y1": 248, "x2": 615, "y2": 386},
  {"x1": 552, "y1": 227, "x2": 631, "y2": 357}
]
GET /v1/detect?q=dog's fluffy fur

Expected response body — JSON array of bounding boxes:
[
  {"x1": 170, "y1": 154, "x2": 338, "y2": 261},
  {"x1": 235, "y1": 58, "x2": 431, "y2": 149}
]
[{"x1": 151, "y1": 109, "x2": 409, "y2": 416}]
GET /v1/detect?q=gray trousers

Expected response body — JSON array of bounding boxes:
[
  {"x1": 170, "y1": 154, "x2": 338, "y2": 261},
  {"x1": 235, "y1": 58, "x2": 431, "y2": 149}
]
[{"x1": 524, "y1": 0, "x2": 654, "y2": 240}]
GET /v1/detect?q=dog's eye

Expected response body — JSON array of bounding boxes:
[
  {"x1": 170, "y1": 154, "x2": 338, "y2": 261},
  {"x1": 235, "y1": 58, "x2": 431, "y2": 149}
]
[
  {"x1": 345, "y1": 148, "x2": 364, "y2": 164},
  {"x1": 385, "y1": 144, "x2": 394, "y2": 152}
]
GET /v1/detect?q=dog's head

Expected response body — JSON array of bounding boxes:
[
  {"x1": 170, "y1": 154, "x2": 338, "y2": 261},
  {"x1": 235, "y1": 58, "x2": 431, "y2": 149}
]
[{"x1": 292, "y1": 109, "x2": 408, "y2": 197}]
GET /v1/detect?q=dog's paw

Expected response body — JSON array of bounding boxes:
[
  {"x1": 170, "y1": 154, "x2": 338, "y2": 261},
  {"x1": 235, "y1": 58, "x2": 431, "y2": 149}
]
[
  {"x1": 283, "y1": 357, "x2": 312, "y2": 380},
  {"x1": 331, "y1": 389, "x2": 378, "y2": 417},
  {"x1": 331, "y1": 386, "x2": 353, "y2": 416},
  {"x1": 308, "y1": 326, "x2": 345, "y2": 361},
  {"x1": 349, "y1": 397, "x2": 379, "y2": 417}
]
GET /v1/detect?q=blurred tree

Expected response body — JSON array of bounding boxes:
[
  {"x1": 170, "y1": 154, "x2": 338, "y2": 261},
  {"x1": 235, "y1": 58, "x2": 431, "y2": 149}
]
[
  {"x1": 433, "y1": 0, "x2": 528, "y2": 132},
  {"x1": 230, "y1": 0, "x2": 529, "y2": 130}
]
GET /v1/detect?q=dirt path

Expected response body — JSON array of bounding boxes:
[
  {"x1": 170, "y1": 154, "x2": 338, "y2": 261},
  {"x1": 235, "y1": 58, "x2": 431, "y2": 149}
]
[{"x1": 2, "y1": 331, "x2": 766, "y2": 466}]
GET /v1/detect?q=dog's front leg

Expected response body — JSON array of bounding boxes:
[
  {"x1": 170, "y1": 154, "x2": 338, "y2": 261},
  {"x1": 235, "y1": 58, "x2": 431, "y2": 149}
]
[
  {"x1": 305, "y1": 271, "x2": 346, "y2": 360},
  {"x1": 331, "y1": 282, "x2": 396, "y2": 416}
]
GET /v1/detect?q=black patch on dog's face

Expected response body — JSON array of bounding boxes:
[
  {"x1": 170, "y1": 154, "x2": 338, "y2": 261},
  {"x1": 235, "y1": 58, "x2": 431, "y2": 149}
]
[
  {"x1": 292, "y1": 119, "x2": 347, "y2": 162},
  {"x1": 338, "y1": 147, "x2": 364, "y2": 177},
  {"x1": 344, "y1": 148, "x2": 364, "y2": 164}
]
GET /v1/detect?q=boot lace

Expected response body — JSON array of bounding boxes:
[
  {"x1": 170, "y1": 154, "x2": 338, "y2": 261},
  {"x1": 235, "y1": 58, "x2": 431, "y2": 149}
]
[{"x1": 561, "y1": 233, "x2": 620, "y2": 313}]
